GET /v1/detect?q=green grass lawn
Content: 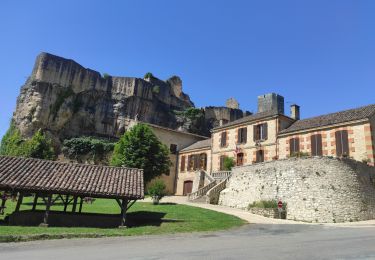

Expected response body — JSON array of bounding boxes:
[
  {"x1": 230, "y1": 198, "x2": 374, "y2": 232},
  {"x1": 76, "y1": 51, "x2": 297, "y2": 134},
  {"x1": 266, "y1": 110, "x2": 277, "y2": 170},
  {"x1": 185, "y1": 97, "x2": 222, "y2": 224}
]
[{"x1": 0, "y1": 196, "x2": 245, "y2": 242}]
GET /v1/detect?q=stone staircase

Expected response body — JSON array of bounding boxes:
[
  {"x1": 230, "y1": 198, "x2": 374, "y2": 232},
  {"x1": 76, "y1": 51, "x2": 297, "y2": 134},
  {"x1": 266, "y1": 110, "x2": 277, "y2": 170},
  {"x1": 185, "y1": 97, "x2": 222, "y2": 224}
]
[{"x1": 187, "y1": 171, "x2": 232, "y2": 204}]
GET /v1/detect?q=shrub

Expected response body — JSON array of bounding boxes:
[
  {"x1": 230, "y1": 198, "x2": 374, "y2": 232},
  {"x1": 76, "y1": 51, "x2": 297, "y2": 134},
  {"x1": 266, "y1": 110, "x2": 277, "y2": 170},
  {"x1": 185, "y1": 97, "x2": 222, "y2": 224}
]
[
  {"x1": 62, "y1": 136, "x2": 115, "y2": 163},
  {"x1": 102, "y1": 73, "x2": 111, "y2": 79},
  {"x1": 148, "y1": 179, "x2": 166, "y2": 199},
  {"x1": 223, "y1": 157, "x2": 235, "y2": 171},
  {"x1": 144, "y1": 72, "x2": 154, "y2": 79},
  {"x1": 247, "y1": 200, "x2": 287, "y2": 210}
]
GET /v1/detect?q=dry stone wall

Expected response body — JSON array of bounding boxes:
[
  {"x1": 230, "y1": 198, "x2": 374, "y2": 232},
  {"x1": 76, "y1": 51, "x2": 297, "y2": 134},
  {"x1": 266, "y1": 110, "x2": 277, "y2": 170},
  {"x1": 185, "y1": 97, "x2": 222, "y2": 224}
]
[{"x1": 219, "y1": 157, "x2": 375, "y2": 223}]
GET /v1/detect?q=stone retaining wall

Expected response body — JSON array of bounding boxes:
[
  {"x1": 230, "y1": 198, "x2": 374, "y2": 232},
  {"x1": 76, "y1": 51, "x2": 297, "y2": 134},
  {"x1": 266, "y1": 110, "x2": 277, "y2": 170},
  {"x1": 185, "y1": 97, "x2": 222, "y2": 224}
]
[{"x1": 219, "y1": 157, "x2": 375, "y2": 223}]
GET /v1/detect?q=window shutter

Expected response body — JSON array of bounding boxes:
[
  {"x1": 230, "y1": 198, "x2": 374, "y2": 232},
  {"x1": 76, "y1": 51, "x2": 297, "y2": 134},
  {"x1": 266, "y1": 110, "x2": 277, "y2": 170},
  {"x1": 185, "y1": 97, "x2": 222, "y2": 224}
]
[
  {"x1": 254, "y1": 125, "x2": 259, "y2": 141},
  {"x1": 342, "y1": 130, "x2": 349, "y2": 156},
  {"x1": 193, "y1": 155, "x2": 199, "y2": 170},
  {"x1": 221, "y1": 132, "x2": 227, "y2": 147},
  {"x1": 311, "y1": 135, "x2": 316, "y2": 156},
  {"x1": 180, "y1": 156, "x2": 186, "y2": 171},
  {"x1": 187, "y1": 156, "x2": 192, "y2": 171},
  {"x1": 237, "y1": 128, "x2": 241, "y2": 143},
  {"x1": 335, "y1": 131, "x2": 343, "y2": 156},
  {"x1": 295, "y1": 138, "x2": 300, "y2": 153},
  {"x1": 316, "y1": 134, "x2": 322, "y2": 156},
  {"x1": 263, "y1": 123, "x2": 268, "y2": 140},
  {"x1": 243, "y1": 128, "x2": 247, "y2": 143}
]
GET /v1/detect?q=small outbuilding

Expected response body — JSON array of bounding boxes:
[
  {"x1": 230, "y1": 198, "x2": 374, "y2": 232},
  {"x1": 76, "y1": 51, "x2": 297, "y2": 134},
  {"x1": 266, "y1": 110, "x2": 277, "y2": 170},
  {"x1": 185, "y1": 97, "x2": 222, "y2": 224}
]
[{"x1": 0, "y1": 156, "x2": 144, "y2": 227}]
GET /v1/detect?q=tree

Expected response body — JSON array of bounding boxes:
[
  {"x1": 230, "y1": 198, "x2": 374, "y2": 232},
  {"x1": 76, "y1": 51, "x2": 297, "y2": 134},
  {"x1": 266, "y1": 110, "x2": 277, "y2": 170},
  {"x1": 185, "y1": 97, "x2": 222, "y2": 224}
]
[
  {"x1": 0, "y1": 123, "x2": 56, "y2": 160},
  {"x1": 24, "y1": 130, "x2": 56, "y2": 160},
  {"x1": 110, "y1": 124, "x2": 171, "y2": 184}
]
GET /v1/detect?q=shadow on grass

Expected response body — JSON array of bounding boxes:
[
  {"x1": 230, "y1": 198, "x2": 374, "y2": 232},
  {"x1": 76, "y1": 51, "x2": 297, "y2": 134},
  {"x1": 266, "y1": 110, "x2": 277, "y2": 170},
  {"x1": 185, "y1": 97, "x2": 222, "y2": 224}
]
[{"x1": 0, "y1": 210, "x2": 184, "y2": 228}]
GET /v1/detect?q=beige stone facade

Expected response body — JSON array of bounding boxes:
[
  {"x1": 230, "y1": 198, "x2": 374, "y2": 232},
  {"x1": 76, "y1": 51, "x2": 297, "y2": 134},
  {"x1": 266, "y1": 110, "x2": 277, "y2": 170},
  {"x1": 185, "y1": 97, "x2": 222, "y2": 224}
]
[
  {"x1": 278, "y1": 119, "x2": 375, "y2": 165},
  {"x1": 146, "y1": 123, "x2": 207, "y2": 194},
  {"x1": 176, "y1": 146, "x2": 212, "y2": 195},
  {"x1": 211, "y1": 115, "x2": 294, "y2": 171}
]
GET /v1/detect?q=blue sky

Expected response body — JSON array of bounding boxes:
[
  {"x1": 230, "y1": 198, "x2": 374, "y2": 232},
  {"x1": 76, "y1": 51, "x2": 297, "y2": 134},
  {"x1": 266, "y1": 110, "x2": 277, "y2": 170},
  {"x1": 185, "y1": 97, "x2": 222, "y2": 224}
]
[{"x1": 1, "y1": 0, "x2": 374, "y2": 139}]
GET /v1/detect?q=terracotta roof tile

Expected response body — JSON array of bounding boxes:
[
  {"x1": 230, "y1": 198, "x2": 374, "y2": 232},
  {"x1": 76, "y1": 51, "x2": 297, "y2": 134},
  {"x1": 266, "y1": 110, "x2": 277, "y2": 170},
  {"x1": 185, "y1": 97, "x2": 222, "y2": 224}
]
[
  {"x1": 280, "y1": 104, "x2": 375, "y2": 134},
  {"x1": 0, "y1": 156, "x2": 144, "y2": 199}
]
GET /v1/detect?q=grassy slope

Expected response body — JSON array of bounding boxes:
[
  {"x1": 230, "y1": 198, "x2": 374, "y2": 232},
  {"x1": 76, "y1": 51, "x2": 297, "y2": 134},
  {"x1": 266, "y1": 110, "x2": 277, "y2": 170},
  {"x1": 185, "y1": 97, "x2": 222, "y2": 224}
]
[{"x1": 0, "y1": 197, "x2": 245, "y2": 242}]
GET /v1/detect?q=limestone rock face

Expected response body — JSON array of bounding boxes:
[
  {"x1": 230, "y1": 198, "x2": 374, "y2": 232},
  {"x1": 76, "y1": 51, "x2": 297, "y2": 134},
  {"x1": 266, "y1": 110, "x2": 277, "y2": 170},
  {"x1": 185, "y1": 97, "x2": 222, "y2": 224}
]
[
  {"x1": 13, "y1": 53, "x2": 194, "y2": 143},
  {"x1": 12, "y1": 53, "x2": 249, "y2": 147}
]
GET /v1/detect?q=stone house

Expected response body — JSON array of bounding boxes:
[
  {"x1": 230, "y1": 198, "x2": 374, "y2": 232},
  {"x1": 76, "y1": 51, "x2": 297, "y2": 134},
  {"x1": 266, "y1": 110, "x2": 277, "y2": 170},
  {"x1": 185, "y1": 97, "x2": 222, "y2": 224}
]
[
  {"x1": 175, "y1": 139, "x2": 212, "y2": 195},
  {"x1": 175, "y1": 93, "x2": 375, "y2": 195},
  {"x1": 144, "y1": 123, "x2": 208, "y2": 194}
]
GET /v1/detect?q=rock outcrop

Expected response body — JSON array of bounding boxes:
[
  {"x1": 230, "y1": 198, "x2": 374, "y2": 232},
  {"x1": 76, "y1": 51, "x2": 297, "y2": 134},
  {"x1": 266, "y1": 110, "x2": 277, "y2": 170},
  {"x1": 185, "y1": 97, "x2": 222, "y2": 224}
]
[{"x1": 12, "y1": 53, "x2": 248, "y2": 147}]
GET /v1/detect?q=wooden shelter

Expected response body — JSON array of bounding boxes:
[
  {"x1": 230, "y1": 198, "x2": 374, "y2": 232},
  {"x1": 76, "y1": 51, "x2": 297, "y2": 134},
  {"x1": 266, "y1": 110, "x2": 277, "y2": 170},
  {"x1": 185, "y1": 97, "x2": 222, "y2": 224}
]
[{"x1": 0, "y1": 156, "x2": 144, "y2": 227}]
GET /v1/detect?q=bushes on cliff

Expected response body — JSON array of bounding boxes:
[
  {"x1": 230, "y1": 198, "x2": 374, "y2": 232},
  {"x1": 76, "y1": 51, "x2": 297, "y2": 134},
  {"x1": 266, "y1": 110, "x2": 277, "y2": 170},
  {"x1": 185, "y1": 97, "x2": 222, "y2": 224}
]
[
  {"x1": 110, "y1": 123, "x2": 171, "y2": 184},
  {"x1": 62, "y1": 137, "x2": 115, "y2": 164},
  {"x1": 0, "y1": 124, "x2": 55, "y2": 160},
  {"x1": 223, "y1": 157, "x2": 235, "y2": 171}
]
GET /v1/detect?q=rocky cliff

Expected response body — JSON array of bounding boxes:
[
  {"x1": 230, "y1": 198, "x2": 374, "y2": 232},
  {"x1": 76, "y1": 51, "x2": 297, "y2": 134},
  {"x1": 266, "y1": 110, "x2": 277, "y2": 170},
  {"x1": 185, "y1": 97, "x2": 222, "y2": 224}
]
[{"x1": 12, "y1": 53, "x2": 247, "y2": 148}]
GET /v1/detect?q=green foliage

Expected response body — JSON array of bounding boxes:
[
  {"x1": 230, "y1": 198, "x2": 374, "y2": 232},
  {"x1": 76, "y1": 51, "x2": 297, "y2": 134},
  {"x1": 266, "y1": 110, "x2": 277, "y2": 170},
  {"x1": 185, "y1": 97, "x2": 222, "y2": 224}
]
[
  {"x1": 102, "y1": 73, "x2": 111, "y2": 79},
  {"x1": 290, "y1": 151, "x2": 310, "y2": 158},
  {"x1": 144, "y1": 72, "x2": 154, "y2": 79},
  {"x1": 50, "y1": 87, "x2": 74, "y2": 120},
  {"x1": 248, "y1": 200, "x2": 287, "y2": 210},
  {"x1": 152, "y1": 85, "x2": 160, "y2": 94},
  {"x1": 223, "y1": 157, "x2": 235, "y2": 171},
  {"x1": 0, "y1": 124, "x2": 55, "y2": 160},
  {"x1": 148, "y1": 179, "x2": 166, "y2": 199},
  {"x1": 62, "y1": 136, "x2": 115, "y2": 163},
  {"x1": 110, "y1": 124, "x2": 171, "y2": 184},
  {"x1": 174, "y1": 107, "x2": 204, "y2": 120}
]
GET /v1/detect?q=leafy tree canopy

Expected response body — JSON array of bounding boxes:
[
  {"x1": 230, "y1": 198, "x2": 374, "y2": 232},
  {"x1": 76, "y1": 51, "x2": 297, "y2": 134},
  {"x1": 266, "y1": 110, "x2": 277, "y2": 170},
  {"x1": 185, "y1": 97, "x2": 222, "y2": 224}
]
[
  {"x1": 110, "y1": 124, "x2": 171, "y2": 184},
  {"x1": 0, "y1": 123, "x2": 56, "y2": 160},
  {"x1": 223, "y1": 157, "x2": 235, "y2": 171}
]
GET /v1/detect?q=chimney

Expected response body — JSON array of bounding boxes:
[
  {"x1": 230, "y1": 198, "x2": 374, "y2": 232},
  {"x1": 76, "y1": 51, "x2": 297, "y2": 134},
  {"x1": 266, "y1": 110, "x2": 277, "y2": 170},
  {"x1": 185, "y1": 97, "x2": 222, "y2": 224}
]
[{"x1": 290, "y1": 104, "x2": 300, "y2": 120}]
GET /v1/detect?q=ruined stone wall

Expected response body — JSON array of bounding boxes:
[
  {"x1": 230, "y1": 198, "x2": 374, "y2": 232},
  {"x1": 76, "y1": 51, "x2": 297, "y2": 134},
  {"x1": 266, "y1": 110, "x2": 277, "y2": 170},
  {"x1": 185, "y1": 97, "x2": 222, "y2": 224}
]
[{"x1": 219, "y1": 157, "x2": 375, "y2": 223}]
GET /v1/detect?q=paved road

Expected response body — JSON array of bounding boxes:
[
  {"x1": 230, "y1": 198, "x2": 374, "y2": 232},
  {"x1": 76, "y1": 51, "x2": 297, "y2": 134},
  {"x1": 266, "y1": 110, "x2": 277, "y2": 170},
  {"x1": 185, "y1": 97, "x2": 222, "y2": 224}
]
[{"x1": 1, "y1": 224, "x2": 375, "y2": 259}]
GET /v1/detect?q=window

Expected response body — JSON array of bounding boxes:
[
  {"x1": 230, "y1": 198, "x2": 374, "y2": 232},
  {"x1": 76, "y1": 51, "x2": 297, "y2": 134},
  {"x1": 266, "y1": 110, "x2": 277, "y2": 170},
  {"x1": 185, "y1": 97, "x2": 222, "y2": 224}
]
[
  {"x1": 256, "y1": 150, "x2": 264, "y2": 163},
  {"x1": 199, "y1": 153, "x2": 207, "y2": 170},
  {"x1": 170, "y1": 144, "x2": 177, "y2": 154},
  {"x1": 311, "y1": 134, "x2": 322, "y2": 156},
  {"x1": 193, "y1": 155, "x2": 199, "y2": 170},
  {"x1": 187, "y1": 155, "x2": 193, "y2": 171},
  {"x1": 289, "y1": 138, "x2": 300, "y2": 156},
  {"x1": 180, "y1": 156, "x2": 186, "y2": 172},
  {"x1": 219, "y1": 155, "x2": 226, "y2": 170},
  {"x1": 237, "y1": 127, "x2": 247, "y2": 144},
  {"x1": 220, "y1": 132, "x2": 227, "y2": 147},
  {"x1": 335, "y1": 130, "x2": 349, "y2": 157},
  {"x1": 253, "y1": 123, "x2": 268, "y2": 141},
  {"x1": 236, "y1": 153, "x2": 244, "y2": 166}
]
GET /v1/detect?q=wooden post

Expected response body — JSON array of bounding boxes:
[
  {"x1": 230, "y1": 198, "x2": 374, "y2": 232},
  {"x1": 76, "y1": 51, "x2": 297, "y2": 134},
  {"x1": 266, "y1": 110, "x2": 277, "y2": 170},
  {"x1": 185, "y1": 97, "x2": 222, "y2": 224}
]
[
  {"x1": 79, "y1": 197, "x2": 83, "y2": 213},
  {"x1": 63, "y1": 195, "x2": 69, "y2": 212},
  {"x1": 40, "y1": 194, "x2": 52, "y2": 227},
  {"x1": 72, "y1": 196, "x2": 78, "y2": 213},
  {"x1": 32, "y1": 194, "x2": 39, "y2": 211},
  {"x1": 15, "y1": 193, "x2": 24, "y2": 212},
  {"x1": 0, "y1": 196, "x2": 6, "y2": 215},
  {"x1": 119, "y1": 199, "x2": 128, "y2": 228}
]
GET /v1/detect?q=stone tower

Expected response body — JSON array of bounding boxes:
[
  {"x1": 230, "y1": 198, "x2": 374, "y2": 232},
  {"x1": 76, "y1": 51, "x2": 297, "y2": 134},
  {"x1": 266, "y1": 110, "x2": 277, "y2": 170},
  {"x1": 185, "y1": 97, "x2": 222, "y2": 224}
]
[
  {"x1": 226, "y1": 98, "x2": 239, "y2": 109},
  {"x1": 257, "y1": 93, "x2": 284, "y2": 114}
]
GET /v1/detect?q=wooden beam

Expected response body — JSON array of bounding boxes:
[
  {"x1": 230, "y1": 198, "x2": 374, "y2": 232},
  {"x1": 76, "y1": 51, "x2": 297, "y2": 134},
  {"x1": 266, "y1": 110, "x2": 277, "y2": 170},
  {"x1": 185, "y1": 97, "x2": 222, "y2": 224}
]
[
  {"x1": 119, "y1": 199, "x2": 128, "y2": 227},
  {"x1": 40, "y1": 194, "x2": 52, "y2": 227},
  {"x1": 72, "y1": 196, "x2": 78, "y2": 213},
  {"x1": 127, "y1": 200, "x2": 137, "y2": 211},
  {"x1": 0, "y1": 196, "x2": 7, "y2": 215},
  {"x1": 63, "y1": 195, "x2": 70, "y2": 212},
  {"x1": 32, "y1": 194, "x2": 39, "y2": 211},
  {"x1": 15, "y1": 193, "x2": 24, "y2": 212},
  {"x1": 79, "y1": 197, "x2": 83, "y2": 213}
]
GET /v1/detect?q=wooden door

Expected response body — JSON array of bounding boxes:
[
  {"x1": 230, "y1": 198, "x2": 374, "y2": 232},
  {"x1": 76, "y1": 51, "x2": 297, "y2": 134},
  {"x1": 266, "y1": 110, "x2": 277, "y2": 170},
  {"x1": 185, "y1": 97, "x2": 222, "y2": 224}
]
[{"x1": 183, "y1": 181, "x2": 193, "y2": 195}]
